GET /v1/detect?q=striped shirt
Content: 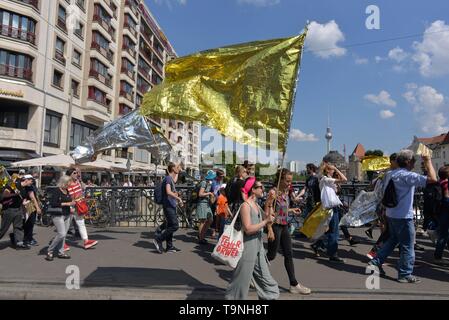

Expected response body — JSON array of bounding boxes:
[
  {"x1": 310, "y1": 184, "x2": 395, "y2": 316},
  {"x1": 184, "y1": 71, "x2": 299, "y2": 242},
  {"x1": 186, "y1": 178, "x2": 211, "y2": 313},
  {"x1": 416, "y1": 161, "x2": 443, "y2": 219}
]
[{"x1": 68, "y1": 181, "x2": 84, "y2": 200}]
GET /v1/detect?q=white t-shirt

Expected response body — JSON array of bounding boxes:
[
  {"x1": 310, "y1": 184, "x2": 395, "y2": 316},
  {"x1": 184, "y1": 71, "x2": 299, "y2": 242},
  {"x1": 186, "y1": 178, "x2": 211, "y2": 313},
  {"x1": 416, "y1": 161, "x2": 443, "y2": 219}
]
[
  {"x1": 123, "y1": 182, "x2": 133, "y2": 187},
  {"x1": 319, "y1": 176, "x2": 338, "y2": 192}
]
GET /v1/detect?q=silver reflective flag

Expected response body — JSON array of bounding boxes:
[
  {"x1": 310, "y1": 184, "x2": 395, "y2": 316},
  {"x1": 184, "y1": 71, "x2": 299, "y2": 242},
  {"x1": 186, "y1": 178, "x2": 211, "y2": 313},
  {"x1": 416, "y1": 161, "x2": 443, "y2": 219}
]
[{"x1": 71, "y1": 109, "x2": 173, "y2": 164}]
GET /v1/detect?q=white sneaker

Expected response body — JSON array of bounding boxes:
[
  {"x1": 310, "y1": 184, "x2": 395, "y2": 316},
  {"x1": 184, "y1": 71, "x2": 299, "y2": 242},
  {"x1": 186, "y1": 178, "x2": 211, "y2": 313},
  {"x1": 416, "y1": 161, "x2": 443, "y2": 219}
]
[{"x1": 290, "y1": 283, "x2": 311, "y2": 295}]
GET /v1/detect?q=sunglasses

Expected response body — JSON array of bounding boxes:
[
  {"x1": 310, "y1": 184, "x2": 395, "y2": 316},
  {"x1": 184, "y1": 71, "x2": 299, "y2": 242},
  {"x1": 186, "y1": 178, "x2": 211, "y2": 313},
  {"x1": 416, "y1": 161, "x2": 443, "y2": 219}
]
[{"x1": 254, "y1": 185, "x2": 264, "y2": 190}]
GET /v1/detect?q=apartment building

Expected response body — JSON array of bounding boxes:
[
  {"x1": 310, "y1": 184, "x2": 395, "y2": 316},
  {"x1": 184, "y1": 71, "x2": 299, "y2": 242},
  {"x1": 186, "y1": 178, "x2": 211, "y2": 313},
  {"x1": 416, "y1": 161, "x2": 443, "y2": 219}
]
[{"x1": 0, "y1": 0, "x2": 201, "y2": 176}]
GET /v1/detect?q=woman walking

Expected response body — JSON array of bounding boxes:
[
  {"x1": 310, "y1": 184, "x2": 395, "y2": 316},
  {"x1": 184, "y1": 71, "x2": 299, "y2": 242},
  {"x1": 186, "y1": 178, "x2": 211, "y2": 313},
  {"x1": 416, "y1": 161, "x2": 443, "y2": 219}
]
[
  {"x1": 266, "y1": 169, "x2": 311, "y2": 295},
  {"x1": 226, "y1": 177, "x2": 279, "y2": 300},
  {"x1": 46, "y1": 176, "x2": 73, "y2": 261},
  {"x1": 197, "y1": 170, "x2": 216, "y2": 244}
]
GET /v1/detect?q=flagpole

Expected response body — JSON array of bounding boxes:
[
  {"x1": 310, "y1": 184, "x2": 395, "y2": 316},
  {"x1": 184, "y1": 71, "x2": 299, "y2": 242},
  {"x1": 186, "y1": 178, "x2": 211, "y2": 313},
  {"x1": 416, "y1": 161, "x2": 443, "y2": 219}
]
[{"x1": 268, "y1": 25, "x2": 308, "y2": 240}]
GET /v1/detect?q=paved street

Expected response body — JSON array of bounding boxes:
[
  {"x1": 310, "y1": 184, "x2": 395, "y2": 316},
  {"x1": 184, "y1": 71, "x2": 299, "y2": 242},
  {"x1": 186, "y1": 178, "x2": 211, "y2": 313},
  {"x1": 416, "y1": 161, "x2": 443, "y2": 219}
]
[{"x1": 1, "y1": 225, "x2": 448, "y2": 300}]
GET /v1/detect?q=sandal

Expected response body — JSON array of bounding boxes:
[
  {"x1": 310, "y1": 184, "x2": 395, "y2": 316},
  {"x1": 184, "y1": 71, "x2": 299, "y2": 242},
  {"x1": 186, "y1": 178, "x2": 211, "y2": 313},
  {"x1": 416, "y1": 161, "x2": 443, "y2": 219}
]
[
  {"x1": 45, "y1": 253, "x2": 54, "y2": 261},
  {"x1": 57, "y1": 253, "x2": 71, "y2": 259}
]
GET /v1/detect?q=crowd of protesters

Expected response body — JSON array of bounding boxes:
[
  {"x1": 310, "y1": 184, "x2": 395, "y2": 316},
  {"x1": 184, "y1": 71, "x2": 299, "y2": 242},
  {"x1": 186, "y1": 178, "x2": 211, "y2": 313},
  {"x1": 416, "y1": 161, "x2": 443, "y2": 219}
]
[{"x1": 1, "y1": 148, "x2": 448, "y2": 298}]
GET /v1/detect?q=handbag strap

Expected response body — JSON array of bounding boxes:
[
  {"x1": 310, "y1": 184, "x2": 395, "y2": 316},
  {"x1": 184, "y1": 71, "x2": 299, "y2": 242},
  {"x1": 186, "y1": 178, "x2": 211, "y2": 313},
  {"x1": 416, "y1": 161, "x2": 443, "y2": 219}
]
[{"x1": 229, "y1": 202, "x2": 244, "y2": 228}]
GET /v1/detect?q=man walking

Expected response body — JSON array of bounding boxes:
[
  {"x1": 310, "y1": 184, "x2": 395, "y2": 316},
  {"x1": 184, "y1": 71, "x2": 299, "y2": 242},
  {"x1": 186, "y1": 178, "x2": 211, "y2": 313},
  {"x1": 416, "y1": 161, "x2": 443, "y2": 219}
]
[
  {"x1": 369, "y1": 150, "x2": 437, "y2": 283},
  {"x1": 153, "y1": 162, "x2": 183, "y2": 253}
]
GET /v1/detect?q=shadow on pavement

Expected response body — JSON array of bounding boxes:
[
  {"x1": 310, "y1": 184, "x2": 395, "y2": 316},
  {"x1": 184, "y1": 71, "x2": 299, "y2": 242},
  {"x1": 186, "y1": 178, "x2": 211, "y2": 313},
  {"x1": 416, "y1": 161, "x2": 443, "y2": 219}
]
[
  {"x1": 83, "y1": 267, "x2": 224, "y2": 298},
  {"x1": 133, "y1": 240, "x2": 154, "y2": 250}
]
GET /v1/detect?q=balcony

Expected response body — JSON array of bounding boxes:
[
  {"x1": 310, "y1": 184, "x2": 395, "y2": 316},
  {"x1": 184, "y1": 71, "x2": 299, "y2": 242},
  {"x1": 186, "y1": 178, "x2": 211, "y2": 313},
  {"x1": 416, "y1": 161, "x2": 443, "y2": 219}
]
[
  {"x1": 15, "y1": 0, "x2": 39, "y2": 11},
  {"x1": 119, "y1": 104, "x2": 133, "y2": 115},
  {"x1": 120, "y1": 90, "x2": 134, "y2": 103},
  {"x1": 122, "y1": 44, "x2": 136, "y2": 59},
  {"x1": 57, "y1": 17, "x2": 67, "y2": 33},
  {"x1": 0, "y1": 25, "x2": 36, "y2": 45},
  {"x1": 138, "y1": 65, "x2": 151, "y2": 81},
  {"x1": 91, "y1": 41, "x2": 114, "y2": 62},
  {"x1": 137, "y1": 84, "x2": 150, "y2": 95},
  {"x1": 88, "y1": 90, "x2": 110, "y2": 111},
  {"x1": 152, "y1": 63, "x2": 163, "y2": 76},
  {"x1": 121, "y1": 66, "x2": 135, "y2": 80},
  {"x1": 116, "y1": 149, "x2": 133, "y2": 160},
  {"x1": 89, "y1": 69, "x2": 112, "y2": 88},
  {"x1": 54, "y1": 49, "x2": 66, "y2": 65},
  {"x1": 125, "y1": 0, "x2": 139, "y2": 18},
  {"x1": 124, "y1": 21, "x2": 138, "y2": 38},
  {"x1": 0, "y1": 64, "x2": 32, "y2": 81},
  {"x1": 93, "y1": 14, "x2": 115, "y2": 39}
]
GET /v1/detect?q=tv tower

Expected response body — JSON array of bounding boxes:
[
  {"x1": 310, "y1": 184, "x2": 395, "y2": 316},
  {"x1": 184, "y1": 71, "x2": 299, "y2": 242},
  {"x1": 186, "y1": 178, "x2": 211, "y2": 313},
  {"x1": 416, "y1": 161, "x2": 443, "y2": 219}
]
[{"x1": 325, "y1": 110, "x2": 332, "y2": 154}]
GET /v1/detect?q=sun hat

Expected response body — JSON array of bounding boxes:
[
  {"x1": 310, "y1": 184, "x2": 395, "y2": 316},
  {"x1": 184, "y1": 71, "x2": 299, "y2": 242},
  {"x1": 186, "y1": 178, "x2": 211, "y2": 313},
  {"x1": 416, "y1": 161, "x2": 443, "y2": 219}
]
[{"x1": 205, "y1": 170, "x2": 217, "y2": 180}]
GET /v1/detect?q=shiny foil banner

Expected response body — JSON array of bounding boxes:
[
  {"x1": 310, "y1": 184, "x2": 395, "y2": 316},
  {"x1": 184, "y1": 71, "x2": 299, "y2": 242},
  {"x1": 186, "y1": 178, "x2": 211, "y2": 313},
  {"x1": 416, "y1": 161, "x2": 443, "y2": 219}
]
[
  {"x1": 340, "y1": 179, "x2": 384, "y2": 227},
  {"x1": 71, "y1": 109, "x2": 172, "y2": 164},
  {"x1": 300, "y1": 203, "x2": 333, "y2": 240},
  {"x1": 361, "y1": 156, "x2": 391, "y2": 172},
  {"x1": 140, "y1": 32, "x2": 307, "y2": 152}
]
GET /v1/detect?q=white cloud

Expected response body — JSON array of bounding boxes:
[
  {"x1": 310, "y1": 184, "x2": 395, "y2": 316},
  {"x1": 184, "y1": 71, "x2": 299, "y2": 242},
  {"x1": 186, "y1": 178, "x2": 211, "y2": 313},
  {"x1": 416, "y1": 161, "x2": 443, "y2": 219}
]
[
  {"x1": 375, "y1": 56, "x2": 385, "y2": 63},
  {"x1": 290, "y1": 129, "x2": 319, "y2": 142},
  {"x1": 364, "y1": 90, "x2": 397, "y2": 107},
  {"x1": 412, "y1": 20, "x2": 449, "y2": 77},
  {"x1": 305, "y1": 20, "x2": 346, "y2": 59},
  {"x1": 380, "y1": 110, "x2": 395, "y2": 119},
  {"x1": 403, "y1": 84, "x2": 449, "y2": 134},
  {"x1": 237, "y1": 0, "x2": 280, "y2": 6},
  {"x1": 355, "y1": 58, "x2": 369, "y2": 65},
  {"x1": 388, "y1": 47, "x2": 409, "y2": 63}
]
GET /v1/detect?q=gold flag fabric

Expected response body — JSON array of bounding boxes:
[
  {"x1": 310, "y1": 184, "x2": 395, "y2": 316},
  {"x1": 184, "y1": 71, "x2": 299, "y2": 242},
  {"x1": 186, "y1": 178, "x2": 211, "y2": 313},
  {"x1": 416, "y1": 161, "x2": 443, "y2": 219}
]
[
  {"x1": 140, "y1": 32, "x2": 307, "y2": 151},
  {"x1": 361, "y1": 156, "x2": 391, "y2": 172},
  {"x1": 300, "y1": 203, "x2": 333, "y2": 240}
]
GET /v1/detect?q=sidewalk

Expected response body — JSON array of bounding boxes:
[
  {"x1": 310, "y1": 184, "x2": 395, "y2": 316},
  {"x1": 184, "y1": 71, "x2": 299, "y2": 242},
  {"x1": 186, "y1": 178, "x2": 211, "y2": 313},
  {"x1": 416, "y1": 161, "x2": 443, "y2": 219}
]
[{"x1": 0, "y1": 225, "x2": 448, "y2": 300}]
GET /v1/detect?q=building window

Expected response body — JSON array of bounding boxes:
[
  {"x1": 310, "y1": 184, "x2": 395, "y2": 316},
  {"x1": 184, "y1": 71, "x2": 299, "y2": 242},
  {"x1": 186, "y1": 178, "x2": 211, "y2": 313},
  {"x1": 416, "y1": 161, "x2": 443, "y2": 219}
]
[
  {"x1": 70, "y1": 120, "x2": 97, "y2": 149},
  {"x1": 52, "y1": 69, "x2": 63, "y2": 89},
  {"x1": 72, "y1": 49, "x2": 81, "y2": 67},
  {"x1": 0, "y1": 9, "x2": 37, "y2": 44},
  {"x1": 0, "y1": 105, "x2": 28, "y2": 129},
  {"x1": 71, "y1": 79, "x2": 80, "y2": 97},
  {"x1": 136, "y1": 94, "x2": 143, "y2": 108},
  {"x1": 57, "y1": 5, "x2": 67, "y2": 32},
  {"x1": 54, "y1": 37, "x2": 65, "y2": 64},
  {"x1": 74, "y1": 20, "x2": 84, "y2": 39},
  {"x1": 44, "y1": 112, "x2": 61, "y2": 147},
  {"x1": 76, "y1": 0, "x2": 85, "y2": 11},
  {"x1": 0, "y1": 49, "x2": 33, "y2": 81}
]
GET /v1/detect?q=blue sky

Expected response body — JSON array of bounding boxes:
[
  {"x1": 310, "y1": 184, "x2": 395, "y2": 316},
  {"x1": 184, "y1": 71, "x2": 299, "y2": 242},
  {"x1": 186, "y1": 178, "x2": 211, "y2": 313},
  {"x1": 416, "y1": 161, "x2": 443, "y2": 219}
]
[{"x1": 146, "y1": 0, "x2": 449, "y2": 169}]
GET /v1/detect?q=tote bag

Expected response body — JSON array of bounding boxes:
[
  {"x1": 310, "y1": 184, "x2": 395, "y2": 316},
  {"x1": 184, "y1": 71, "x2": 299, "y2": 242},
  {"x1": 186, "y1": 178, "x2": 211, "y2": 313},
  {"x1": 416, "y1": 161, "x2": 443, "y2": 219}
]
[{"x1": 212, "y1": 204, "x2": 244, "y2": 269}]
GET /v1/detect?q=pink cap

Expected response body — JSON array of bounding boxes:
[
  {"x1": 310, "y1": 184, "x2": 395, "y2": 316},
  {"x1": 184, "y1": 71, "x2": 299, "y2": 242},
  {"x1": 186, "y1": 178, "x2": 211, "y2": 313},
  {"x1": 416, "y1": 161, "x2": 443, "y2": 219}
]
[{"x1": 241, "y1": 177, "x2": 256, "y2": 196}]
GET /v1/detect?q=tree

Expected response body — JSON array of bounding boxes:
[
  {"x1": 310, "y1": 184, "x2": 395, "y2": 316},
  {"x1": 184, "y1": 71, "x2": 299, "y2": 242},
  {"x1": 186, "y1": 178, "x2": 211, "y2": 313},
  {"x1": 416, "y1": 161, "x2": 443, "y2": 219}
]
[{"x1": 365, "y1": 149, "x2": 384, "y2": 157}]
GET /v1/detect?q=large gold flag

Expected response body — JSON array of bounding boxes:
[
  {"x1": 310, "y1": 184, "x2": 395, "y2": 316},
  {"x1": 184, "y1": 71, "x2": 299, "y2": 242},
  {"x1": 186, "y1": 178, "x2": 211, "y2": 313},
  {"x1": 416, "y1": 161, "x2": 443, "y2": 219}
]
[{"x1": 140, "y1": 32, "x2": 307, "y2": 152}]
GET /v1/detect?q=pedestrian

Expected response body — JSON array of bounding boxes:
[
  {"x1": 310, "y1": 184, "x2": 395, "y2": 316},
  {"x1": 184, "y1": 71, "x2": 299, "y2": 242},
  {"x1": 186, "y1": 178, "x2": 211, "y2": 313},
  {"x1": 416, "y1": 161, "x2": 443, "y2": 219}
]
[
  {"x1": 210, "y1": 169, "x2": 225, "y2": 238},
  {"x1": 23, "y1": 175, "x2": 42, "y2": 246},
  {"x1": 366, "y1": 153, "x2": 398, "y2": 259},
  {"x1": 227, "y1": 165, "x2": 248, "y2": 215},
  {"x1": 196, "y1": 170, "x2": 216, "y2": 244},
  {"x1": 45, "y1": 176, "x2": 73, "y2": 261},
  {"x1": 215, "y1": 184, "x2": 231, "y2": 238},
  {"x1": 153, "y1": 162, "x2": 183, "y2": 253},
  {"x1": 66, "y1": 168, "x2": 98, "y2": 250},
  {"x1": 297, "y1": 163, "x2": 321, "y2": 219},
  {"x1": 266, "y1": 168, "x2": 311, "y2": 295},
  {"x1": 434, "y1": 165, "x2": 449, "y2": 265},
  {"x1": 311, "y1": 163, "x2": 347, "y2": 263},
  {"x1": 225, "y1": 177, "x2": 279, "y2": 300},
  {"x1": 0, "y1": 175, "x2": 34, "y2": 250},
  {"x1": 368, "y1": 150, "x2": 437, "y2": 283}
]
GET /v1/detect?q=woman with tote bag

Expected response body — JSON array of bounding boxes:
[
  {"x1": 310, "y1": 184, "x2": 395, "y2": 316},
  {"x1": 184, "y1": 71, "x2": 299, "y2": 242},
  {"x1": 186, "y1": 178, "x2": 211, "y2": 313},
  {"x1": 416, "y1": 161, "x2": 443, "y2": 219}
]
[{"x1": 225, "y1": 177, "x2": 279, "y2": 300}]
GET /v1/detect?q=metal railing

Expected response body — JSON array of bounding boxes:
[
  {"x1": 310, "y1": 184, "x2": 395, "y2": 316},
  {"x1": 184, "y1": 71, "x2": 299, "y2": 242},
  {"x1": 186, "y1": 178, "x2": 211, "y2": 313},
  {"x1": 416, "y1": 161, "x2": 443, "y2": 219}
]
[
  {"x1": 0, "y1": 24, "x2": 36, "y2": 44},
  {"x1": 43, "y1": 182, "x2": 424, "y2": 229}
]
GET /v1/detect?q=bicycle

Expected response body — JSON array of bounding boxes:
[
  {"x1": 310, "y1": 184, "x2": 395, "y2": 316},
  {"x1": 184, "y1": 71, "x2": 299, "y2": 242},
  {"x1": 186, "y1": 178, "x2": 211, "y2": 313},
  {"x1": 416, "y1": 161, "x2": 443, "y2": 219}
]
[{"x1": 84, "y1": 196, "x2": 111, "y2": 228}]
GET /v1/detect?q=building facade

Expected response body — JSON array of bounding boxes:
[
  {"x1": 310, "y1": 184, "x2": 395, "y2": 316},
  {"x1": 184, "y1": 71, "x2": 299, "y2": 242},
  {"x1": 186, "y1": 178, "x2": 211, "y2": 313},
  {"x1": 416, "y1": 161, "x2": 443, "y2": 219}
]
[
  {"x1": 0, "y1": 0, "x2": 200, "y2": 175},
  {"x1": 409, "y1": 132, "x2": 449, "y2": 174},
  {"x1": 347, "y1": 143, "x2": 366, "y2": 182}
]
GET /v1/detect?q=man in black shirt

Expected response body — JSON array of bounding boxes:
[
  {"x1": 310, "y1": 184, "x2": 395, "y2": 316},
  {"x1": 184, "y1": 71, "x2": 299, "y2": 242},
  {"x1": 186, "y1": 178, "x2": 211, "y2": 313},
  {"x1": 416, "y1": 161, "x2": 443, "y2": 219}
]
[
  {"x1": 0, "y1": 175, "x2": 34, "y2": 249},
  {"x1": 298, "y1": 164, "x2": 321, "y2": 215}
]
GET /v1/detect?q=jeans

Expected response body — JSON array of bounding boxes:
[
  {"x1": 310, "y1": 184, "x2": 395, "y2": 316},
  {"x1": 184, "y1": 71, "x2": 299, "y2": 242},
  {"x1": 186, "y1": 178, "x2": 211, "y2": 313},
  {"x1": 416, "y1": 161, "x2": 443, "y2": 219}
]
[
  {"x1": 48, "y1": 215, "x2": 70, "y2": 255},
  {"x1": 217, "y1": 215, "x2": 226, "y2": 238},
  {"x1": 24, "y1": 212, "x2": 37, "y2": 243},
  {"x1": 0, "y1": 208, "x2": 24, "y2": 245},
  {"x1": 156, "y1": 206, "x2": 178, "y2": 249},
  {"x1": 372, "y1": 217, "x2": 415, "y2": 279},
  {"x1": 434, "y1": 200, "x2": 449, "y2": 259},
  {"x1": 315, "y1": 208, "x2": 340, "y2": 258},
  {"x1": 267, "y1": 224, "x2": 298, "y2": 286}
]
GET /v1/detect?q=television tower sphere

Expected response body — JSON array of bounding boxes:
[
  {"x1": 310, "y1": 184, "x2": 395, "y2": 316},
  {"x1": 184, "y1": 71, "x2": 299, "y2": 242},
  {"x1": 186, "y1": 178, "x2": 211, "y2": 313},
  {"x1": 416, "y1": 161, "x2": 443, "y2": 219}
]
[{"x1": 325, "y1": 127, "x2": 332, "y2": 140}]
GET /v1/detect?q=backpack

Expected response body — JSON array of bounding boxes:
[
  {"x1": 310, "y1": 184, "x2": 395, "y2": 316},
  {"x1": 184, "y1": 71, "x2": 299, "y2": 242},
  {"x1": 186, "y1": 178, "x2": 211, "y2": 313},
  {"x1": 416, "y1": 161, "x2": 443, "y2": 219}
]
[
  {"x1": 190, "y1": 182, "x2": 202, "y2": 204},
  {"x1": 423, "y1": 183, "x2": 443, "y2": 216},
  {"x1": 382, "y1": 178, "x2": 398, "y2": 208},
  {"x1": 154, "y1": 180, "x2": 164, "y2": 205}
]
